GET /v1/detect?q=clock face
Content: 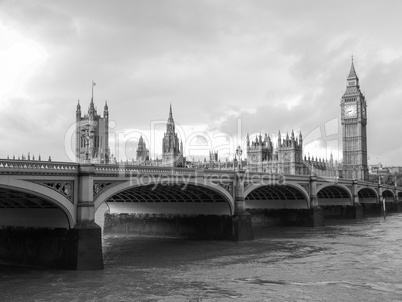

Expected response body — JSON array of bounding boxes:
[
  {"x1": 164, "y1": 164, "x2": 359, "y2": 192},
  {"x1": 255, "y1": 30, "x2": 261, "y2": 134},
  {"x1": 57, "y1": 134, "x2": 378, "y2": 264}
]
[{"x1": 344, "y1": 104, "x2": 357, "y2": 118}]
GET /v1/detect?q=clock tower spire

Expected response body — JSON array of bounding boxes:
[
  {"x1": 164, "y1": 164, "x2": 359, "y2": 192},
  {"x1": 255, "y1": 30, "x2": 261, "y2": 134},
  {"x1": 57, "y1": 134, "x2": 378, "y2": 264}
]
[{"x1": 341, "y1": 58, "x2": 368, "y2": 181}]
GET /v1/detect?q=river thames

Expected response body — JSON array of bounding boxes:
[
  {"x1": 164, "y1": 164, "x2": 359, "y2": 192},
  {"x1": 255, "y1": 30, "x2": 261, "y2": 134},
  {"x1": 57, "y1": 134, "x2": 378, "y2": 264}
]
[{"x1": 1, "y1": 213, "x2": 402, "y2": 301}]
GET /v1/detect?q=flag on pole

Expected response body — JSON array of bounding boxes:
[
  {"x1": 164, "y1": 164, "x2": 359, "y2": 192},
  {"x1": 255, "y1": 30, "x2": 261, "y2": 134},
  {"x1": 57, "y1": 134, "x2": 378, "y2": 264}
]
[{"x1": 92, "y1": 81, "x2": 96, "y2": 86}]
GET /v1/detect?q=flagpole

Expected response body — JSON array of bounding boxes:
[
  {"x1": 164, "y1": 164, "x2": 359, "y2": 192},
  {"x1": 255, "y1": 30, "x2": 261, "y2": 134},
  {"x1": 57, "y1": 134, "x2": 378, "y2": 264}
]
[{"x1": 92, "y1": 80, "x2": 94, "y2": 100}]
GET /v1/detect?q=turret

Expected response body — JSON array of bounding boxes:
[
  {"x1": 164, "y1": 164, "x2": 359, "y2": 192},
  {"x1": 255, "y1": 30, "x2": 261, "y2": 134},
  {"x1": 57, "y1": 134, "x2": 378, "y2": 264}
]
[
  {"x1": 76, "y1": 100, "x2": 81, "y2": 118},
  {"x1": 277, "y1": 130, "x2": 281, "y2": 148},
  {"x1": 104, "y1": 100, "x2": 109, "y2": 118},
  {"x1": 168, "y1": 103, "x2": 174, "y2": 122}
]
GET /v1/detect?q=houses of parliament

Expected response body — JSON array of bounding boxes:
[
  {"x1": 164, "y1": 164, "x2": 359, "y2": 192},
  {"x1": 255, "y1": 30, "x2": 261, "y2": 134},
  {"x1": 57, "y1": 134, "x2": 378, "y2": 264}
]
[{"x1": 74, "y1": 60, "x2": 369, "y2": 181}]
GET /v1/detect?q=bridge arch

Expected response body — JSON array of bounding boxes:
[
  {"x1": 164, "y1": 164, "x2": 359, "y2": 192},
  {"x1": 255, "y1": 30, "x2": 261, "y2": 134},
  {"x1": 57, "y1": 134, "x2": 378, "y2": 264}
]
[
  {"x1": 94, "y1": 178, "x2": 234, "y2": 216},
  {"x1": 0, "y1": 178, "x2": 75, "y2": 228},
  {"x1": 316, "y1": 183, "x2": 353, "y2": 206},
  {"x1": 244, "y1": 183, "x2": 310, "y2": 209},
  {"x1": 358, "y1": 187, "x2": 378, "y2": 204},
  {"x1": 382, "y1": 189, "x2": 395, "y2": 202}
]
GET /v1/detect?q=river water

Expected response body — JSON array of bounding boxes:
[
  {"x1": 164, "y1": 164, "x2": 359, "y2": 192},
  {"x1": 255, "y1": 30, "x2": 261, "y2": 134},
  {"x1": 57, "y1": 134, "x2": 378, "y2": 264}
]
[{"x1": 1, "y1": 213, "x2": 402, "y2": 301}]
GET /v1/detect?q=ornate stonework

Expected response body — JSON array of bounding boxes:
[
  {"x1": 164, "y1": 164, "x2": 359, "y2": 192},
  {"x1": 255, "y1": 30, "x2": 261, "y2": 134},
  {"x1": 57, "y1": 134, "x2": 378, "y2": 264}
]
[
  {"x1": 93, "y1": 181, "x2": 122, "y2": 199},
  {"x1": 300, "y1": 183, "x2": 310, "y2": 195},
  {"x1": 217, "y1": 182, "x2": 233, "y2": 195},
  {"x1": 33, "y1": 180, "x2": 74, "y2": 203}
]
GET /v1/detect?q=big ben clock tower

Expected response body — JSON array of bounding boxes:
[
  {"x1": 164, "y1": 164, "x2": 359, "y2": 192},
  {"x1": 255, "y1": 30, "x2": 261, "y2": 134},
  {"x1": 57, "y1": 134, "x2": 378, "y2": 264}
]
[{"x1": 341, "y1": 59, "x2": 368, "y2": 181}]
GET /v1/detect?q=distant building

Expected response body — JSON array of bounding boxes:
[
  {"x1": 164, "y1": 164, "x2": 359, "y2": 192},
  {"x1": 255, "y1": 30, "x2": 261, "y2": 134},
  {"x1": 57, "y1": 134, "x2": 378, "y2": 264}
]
[
  {"x1": 388, "y1": 166, "x2": 402, "y2": 174},
  {"x1": 136, "y1": 135, "x2": 149, "y2": 163},
  {"x1": 246, "y1": 130, "x2": 303, "y2": 174},
  {"x1": 369, "y1": 163, "x2": 400, "y2": 175},
  {"x1": 209, "y1": 151, "x2": 218, "y2": 163},
  {"x1": 162, "y1": 104, "x2": 185, "y2": 167},
  {"x1": 246, "y1": 131, "x2": 341, "y2": 177},
  {"x1": 75, "y1": 95, "x2": 110, "y2": 164}
]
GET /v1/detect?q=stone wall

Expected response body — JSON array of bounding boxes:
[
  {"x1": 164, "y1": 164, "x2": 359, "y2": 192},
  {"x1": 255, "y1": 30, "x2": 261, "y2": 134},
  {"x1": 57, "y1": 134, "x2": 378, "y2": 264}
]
[
  {"x1": 0, "y1": 225, "x2": 103, "y2": 270},
  {"x1": 104, "y1": 213, "x2": 235, "y2": 240}
]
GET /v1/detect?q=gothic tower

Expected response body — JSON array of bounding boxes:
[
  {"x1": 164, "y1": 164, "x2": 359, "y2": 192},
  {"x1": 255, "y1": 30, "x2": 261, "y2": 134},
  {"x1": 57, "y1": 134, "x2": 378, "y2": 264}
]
[
  {"x1": 162, "y1": 104, "x2": 184, "y2": 167},
  {"x1": 277, "y1": 130, "x2": 303, "y2": 174},
  {"x1": 341, "y1": 59, "x2": 368, "y2": 180},
  {"x1": 136, "y1": 135, "x2": 149, "y2": 163},
  {"x1": 75, "y1": 88, "x2": 110, "y2": 163}
]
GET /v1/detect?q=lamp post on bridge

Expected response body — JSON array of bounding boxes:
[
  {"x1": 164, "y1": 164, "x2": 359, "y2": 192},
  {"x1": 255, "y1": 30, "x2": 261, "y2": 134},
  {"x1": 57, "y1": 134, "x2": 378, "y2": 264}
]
[{"x1": 236, "y1": 145, "x2": 243, "y2": 171}]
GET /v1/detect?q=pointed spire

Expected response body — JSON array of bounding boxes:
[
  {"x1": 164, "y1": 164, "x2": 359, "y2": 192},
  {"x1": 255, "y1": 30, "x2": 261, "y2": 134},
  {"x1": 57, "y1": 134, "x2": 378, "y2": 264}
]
[
  {"x1": 77, "y1": 100, "x2": 81, "y2": 110},
  {"x1": 91, "y1": 80, "x2": 96, "y2": 103},
  {"x1": 169, "y1": 103, "x2": 173, "y2": 120},
  {"x1": 347, "y1": 56, "x2": 358, "y2": 80},
  {"x1": 104, "y1": 100, "x2": 108, "y2": 111},
  {"x1": 89, "y1": 81, "x2": 96, "y2": 115},
  {"x1": 277, "y1": 130, "x2": 281, "y2": 147}
]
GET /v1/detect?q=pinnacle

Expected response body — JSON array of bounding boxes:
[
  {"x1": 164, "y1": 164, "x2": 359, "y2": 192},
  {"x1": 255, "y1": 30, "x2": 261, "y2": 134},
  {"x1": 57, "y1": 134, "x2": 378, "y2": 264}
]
[
  {"x1": 168, "y1": 103, "x2": 174, "y2": 121},
  {"x1": 347, "y1": 58, "x2": 358, "y2": 80}
]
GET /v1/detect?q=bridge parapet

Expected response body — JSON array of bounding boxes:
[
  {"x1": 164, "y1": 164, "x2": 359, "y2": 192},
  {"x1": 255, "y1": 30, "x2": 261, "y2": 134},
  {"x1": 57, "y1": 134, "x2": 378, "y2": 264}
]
[
  {"x1": 0, "y1": 159, "x2": 78, "y2": 175},
  {"x1": 94, "y1": 164, "x2": 197, "y2": 176}
]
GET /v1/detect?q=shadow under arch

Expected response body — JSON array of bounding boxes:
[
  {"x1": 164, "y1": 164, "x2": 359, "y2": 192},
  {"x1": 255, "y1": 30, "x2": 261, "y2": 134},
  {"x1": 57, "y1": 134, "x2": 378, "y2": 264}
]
[
  {"x1": 0, "y1": 185, "x2": 73, "y2": 228},
  {"x1": 316, "y1": 183, "x2": 353, "y2": 206},
  {"x1": 94, "y1": 178, "x2": 234, "y2": 216},
  {"x1": 358, "y1": 187, "x2": 379, "y2": 204},
  {"x1": 244, "y1": 183, "x2": 310, "y2": 209}
]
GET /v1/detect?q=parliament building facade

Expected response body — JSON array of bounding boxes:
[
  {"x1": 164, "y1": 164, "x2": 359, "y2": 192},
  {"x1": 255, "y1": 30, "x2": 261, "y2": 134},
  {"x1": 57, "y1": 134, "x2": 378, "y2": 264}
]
[{"x1": 75, "y1": 60, "x2": 369, "y2": 180}]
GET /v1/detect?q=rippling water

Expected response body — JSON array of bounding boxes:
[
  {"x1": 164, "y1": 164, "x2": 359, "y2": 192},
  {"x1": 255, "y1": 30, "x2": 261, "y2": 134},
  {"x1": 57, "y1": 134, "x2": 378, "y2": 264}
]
[{"x1": 1, "y1": 213, "x2": 402, "y2": 301}]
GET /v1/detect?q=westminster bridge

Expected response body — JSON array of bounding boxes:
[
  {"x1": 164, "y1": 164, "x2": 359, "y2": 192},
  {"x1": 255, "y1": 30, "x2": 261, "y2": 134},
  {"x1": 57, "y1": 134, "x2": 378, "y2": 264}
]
[{"x1": 0, "y1": 158, "x2": 401, "y2": 270}]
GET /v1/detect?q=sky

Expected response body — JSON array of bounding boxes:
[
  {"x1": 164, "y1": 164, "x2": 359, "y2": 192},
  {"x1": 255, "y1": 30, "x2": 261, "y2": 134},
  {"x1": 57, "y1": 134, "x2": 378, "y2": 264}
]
[{"x1": 0, "y1": 0, "x2": 402, "y2": 165}]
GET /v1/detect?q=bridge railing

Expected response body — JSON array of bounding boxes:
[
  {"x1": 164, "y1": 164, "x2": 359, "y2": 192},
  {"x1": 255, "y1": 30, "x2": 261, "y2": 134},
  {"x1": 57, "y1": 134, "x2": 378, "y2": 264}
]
[
  {"x1": 0, "y1": 159, "x2": 79, "y2": 174},
  {"x1": 93, "y1": 164, "x2": 239, "y2": 177}
]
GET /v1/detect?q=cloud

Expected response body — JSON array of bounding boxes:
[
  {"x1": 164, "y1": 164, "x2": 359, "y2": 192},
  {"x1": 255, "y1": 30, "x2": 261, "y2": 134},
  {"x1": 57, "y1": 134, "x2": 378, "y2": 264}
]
[{"x1": 0, "y1": 1, "x2": 402, "y2": 166}]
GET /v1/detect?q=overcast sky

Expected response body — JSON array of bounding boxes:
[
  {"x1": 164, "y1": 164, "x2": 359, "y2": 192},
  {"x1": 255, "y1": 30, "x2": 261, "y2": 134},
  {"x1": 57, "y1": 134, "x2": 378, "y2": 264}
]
[{"x1": 1, "y1": 0, "x2": 401, "y2": 165}]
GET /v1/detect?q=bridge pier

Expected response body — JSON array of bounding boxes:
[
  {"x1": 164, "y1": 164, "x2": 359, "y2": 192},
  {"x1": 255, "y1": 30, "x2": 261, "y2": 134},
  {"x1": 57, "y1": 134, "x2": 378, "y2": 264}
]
[
  {"x1": 232, "y1": 171, "x2": 254, "y2": 240},
  {"x1": 73, "y1": 164, "x2": 104, "y2": 270},
  {"x1": 396, "y1": 195, "x2": 402, "y2": 212},
  {"x1": 354, "y1": 203, "x2": 364, "y2": 219},
  {"x1": 310, "y1": 176, "x2": 324, "y2": 227},
  {"x1": 0, "y1": 164, "x2": 104, "y2": 270},
  {"x1": 353, "y1": 181, "x2": 363, "y2": 220},
  {"x1": 0, "y1": 223, "x2": 103, "y2": 270}
]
